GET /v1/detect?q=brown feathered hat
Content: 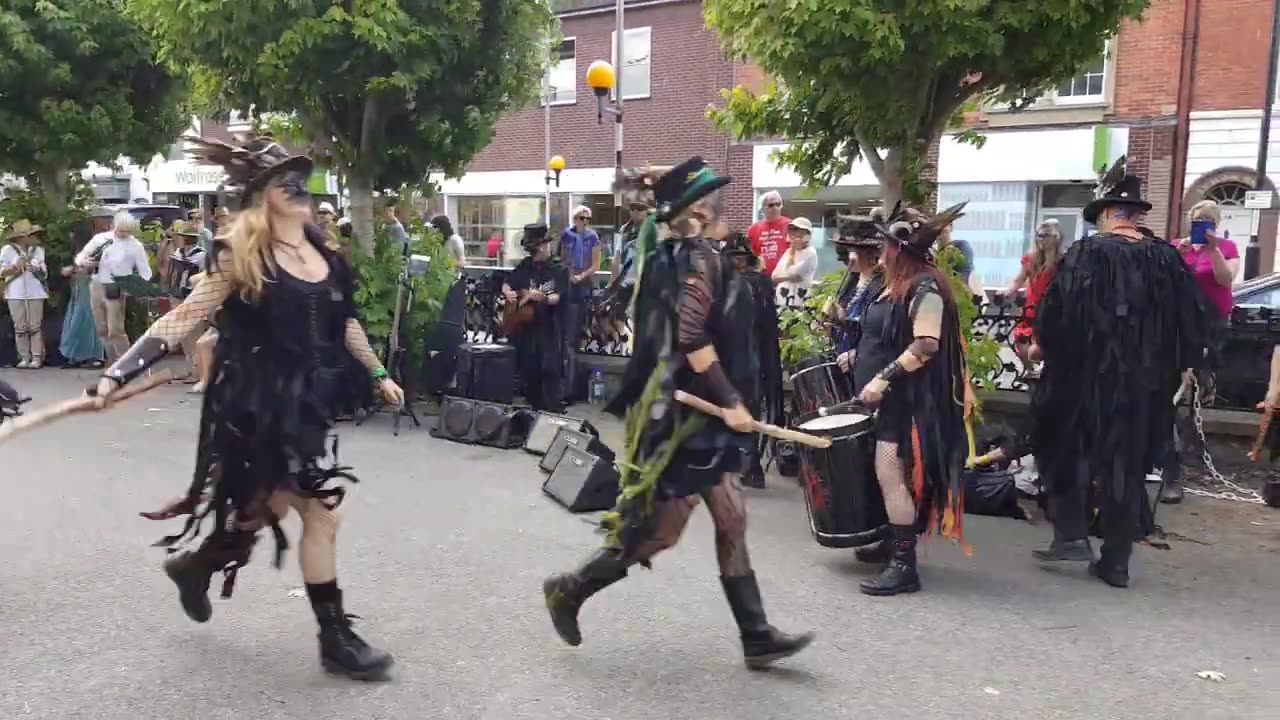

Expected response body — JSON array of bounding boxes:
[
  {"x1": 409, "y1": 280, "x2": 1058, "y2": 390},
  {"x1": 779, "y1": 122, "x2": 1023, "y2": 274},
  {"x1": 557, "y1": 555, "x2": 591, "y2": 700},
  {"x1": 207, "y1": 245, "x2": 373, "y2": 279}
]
[
  {"x1": 185, "y1": 135, "x2": 313, "y2": 205},
  {"x1": 872, "y1": 202, "x2": 968, "y2": 262}
]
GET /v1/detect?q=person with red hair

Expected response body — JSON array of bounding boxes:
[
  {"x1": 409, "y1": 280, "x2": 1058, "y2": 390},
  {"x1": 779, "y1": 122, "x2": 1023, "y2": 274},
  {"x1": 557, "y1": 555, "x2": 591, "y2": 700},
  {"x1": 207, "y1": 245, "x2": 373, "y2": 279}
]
[{"x1": 850, "y1": 204, "x2": 971, "y2": 597}]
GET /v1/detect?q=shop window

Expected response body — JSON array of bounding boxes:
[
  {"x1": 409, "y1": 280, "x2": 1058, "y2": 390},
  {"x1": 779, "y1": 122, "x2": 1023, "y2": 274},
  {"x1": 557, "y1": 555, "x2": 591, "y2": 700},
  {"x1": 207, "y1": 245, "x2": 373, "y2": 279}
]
[
  {"x1": 610, "y1": 27, "x2": 652, "y2": 100},
  {"x1": 545, "y1": 38, "x2": 577, "y2": 105}
]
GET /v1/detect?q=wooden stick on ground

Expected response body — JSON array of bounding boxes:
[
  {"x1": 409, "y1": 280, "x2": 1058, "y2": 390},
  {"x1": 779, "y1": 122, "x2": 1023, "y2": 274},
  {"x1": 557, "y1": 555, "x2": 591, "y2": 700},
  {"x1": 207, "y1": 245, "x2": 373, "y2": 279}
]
[
  {"x1": 0, "y1": 371, "x2": 174, "y2": 446},
  {"x1": 673, "y1": 390, "x2": 832, "y2": 449}
]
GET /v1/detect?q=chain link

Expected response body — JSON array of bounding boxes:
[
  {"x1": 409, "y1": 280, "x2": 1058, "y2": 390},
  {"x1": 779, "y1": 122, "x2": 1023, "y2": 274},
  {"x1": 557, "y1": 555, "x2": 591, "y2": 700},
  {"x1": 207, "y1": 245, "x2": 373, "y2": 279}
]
[{"x1": 1185, "y1": 375, "x2": 1266, "y2": 504}]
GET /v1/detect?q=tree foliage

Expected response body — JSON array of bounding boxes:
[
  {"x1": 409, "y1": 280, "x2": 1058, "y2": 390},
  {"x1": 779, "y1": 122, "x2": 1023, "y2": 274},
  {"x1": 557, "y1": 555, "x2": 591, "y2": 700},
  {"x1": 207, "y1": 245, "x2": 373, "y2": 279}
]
[
  {"x1": 129, "y1": 0, "x2": 555, "y2": 249},
  {"x1": 705, "y1": 0, "x2": 1150, "y2": 205},
  {"x1": 0, "y1": 0, "x2": 188, "y2": 207}
]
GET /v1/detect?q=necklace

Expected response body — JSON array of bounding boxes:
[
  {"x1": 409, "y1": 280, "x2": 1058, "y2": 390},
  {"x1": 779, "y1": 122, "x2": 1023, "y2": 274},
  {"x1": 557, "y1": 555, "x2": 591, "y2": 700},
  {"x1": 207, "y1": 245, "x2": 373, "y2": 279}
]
[{"x1": 275, "y1": 240, "x2": 307, "y2": 261}]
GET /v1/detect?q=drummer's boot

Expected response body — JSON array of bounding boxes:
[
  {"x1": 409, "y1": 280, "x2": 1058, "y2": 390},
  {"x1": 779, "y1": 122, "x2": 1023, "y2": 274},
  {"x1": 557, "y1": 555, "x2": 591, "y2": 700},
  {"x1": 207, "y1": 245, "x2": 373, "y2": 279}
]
[
  {"x1": 542, "y1": 547, "x2": 628, "y2": 647},
  {"x1": 854, "y1": 526, "x2": 891, "y2": 564},
  {"x1": 720, "y1": 574, "x2": 815, "y2": 670},
  {"x1": 859, "y1": 525, "x2": 921, "y2": 596},
  {"x1": 163, "y1": 529, "x2": 257, "y2": 623},
  {"x1": 1089, "y1": 535, "x2": 1132, "y2": 589}
]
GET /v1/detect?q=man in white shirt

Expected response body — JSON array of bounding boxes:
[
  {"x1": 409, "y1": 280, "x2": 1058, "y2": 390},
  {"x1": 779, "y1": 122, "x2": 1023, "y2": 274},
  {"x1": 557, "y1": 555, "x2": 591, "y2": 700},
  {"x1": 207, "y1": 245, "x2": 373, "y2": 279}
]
[
  {"x1": 771, "y1": 217, "x2": 819, "y2": 309},
  {"x1": 1, "y1": 219, "x2": 50, "y2": 368},
  {"x1": 75, "y1": 211, "x2": 153, "y2": 362}
]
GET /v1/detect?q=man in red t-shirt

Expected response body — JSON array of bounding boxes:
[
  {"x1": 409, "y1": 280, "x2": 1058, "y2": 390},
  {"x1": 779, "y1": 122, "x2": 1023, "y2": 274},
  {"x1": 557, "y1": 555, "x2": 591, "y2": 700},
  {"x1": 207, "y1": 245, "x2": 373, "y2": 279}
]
[{"x1": 748, "y1": 190, "x2": 791, "y2": 276}]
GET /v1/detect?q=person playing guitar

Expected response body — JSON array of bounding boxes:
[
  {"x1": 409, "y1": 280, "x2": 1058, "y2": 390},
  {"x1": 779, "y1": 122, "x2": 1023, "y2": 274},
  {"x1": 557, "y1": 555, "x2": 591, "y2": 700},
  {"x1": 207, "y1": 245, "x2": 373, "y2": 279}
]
[{"x1": 501, "y1": 224, "x2": 569, "y2": 411}]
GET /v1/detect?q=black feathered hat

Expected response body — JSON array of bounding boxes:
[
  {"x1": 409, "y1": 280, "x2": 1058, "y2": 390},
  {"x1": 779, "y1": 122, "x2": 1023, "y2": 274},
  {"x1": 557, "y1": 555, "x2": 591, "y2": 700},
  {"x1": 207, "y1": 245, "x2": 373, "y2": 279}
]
[
  {"x1": 1083, "y1": 155, "x2": 1152, "y2": 224},
  {"x1": 873, "y1": 202, "x2": 968, "y2": 262},
  {"x1": 185, "y1": 135, "x2": 313, "y2": 205},
  {"x1": 652, "y1": 157, "x2": 731, "y2": 222}
]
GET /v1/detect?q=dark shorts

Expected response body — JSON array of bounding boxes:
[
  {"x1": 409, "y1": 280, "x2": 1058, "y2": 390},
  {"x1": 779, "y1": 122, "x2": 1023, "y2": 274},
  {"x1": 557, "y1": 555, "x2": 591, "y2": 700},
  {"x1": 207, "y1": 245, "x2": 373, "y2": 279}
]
[
  {"x1": 873, "y1": 388, "x2": 911, "y2": 444},
  {"x1": 658, "y1": 446, "x2": 749, "y2": 499}
]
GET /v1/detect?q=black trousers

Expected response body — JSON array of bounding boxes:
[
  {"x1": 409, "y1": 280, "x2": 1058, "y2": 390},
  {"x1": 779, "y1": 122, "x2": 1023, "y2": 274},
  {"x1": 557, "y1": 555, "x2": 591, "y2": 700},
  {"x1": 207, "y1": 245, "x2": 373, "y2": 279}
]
[{"x1": 1045, "y1": 457, "x2": 1090, "y2": 541}]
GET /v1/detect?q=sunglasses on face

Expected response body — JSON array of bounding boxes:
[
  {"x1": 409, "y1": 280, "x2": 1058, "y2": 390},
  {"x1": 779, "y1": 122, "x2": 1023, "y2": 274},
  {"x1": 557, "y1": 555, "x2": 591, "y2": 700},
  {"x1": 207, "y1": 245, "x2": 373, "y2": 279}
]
[
  {"x1": 1036, "y1": 232, "x2": 1058, "y2": 239},
  {"x1": 576, "y1": 215, "x2": 590, "y2": 221},
  {"x1": 765, "y1": 202, "x2": 782, "y2": 208}
]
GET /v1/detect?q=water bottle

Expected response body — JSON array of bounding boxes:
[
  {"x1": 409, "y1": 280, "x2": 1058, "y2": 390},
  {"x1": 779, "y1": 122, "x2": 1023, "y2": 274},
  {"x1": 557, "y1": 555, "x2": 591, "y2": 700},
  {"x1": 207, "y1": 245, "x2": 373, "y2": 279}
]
[{"x1": 589, "y1": 369, "x2": 607, "y2": 406}]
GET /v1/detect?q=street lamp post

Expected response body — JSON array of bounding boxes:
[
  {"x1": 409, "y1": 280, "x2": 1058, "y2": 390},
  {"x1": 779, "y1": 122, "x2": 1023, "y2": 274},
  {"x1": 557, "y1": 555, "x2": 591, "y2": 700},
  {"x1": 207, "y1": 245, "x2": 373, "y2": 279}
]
[
  {"x1": 587, "y1": 0, "x2": 625, "y2": 259},
  {"x1": 546, "y1": 155, "x2": 565, "y2": 226}
]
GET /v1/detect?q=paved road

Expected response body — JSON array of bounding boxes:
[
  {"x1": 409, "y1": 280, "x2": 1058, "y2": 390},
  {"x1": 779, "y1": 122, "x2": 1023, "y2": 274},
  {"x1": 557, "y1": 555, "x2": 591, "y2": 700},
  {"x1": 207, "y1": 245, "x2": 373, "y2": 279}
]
[{"x1": 2, "y1": 369, "x2": 1278, "y2": 720}]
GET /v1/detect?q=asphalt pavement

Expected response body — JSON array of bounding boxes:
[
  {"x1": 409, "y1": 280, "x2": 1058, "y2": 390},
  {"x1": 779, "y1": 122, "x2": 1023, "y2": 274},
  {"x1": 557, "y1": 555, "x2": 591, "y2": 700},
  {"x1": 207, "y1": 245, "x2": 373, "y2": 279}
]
[{"x1": 1, "y1": 368, "x2": 1278, "y2": 720}]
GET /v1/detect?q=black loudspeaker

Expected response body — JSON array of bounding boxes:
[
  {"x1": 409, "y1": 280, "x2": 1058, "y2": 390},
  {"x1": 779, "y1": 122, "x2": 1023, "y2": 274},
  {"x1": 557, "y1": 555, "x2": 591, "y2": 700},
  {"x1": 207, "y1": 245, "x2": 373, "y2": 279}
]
[
  {"x1": 540, "y1": 424, "x2": 615, "y2": 473},
  {"x1": 523, "y1": 412, "x2": 587, "y2": 455},
  {"x1": 456, "y1": 343, "x2": 517, "y2": 403},
  {"x1": 542, "y1": 446, "x2": 620, "y2": 512},
  {"x1": 430, "y1": 395, "x2": 532, "y2": 448},
  {"x1": 421, "y1": 279, "x2": 467, "y2": 394}
]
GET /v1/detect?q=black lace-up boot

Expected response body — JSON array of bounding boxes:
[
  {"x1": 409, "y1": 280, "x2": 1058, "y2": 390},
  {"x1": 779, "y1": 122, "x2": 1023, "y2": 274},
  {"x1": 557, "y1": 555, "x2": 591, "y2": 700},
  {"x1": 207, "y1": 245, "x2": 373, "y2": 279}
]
[
  {"x1": 313, "y1": 589, "x2": 394, "y2": 680},
  {"x1": 859, "y1": 524, "x2": 921, "y2": 596},
  {"x1": 163, "y1": 530, "x2": 257, "y2": 623},
  {"x1": 720, "y1": 574, "x2": 815, "y2": 670},
  {"x1": 542, "y1": 547, "x2": 629, "y2": 647}
]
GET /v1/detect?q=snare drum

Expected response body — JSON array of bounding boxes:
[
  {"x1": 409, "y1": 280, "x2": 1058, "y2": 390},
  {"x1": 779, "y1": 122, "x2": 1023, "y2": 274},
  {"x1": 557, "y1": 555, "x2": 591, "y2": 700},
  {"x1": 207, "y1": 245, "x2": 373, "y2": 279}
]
[
  {"x1": 795, "y1": 411, "x2": 888, "y2": 548},
  {"x1": 789, "y1": 360, "x2": 853, "y2": 417}
]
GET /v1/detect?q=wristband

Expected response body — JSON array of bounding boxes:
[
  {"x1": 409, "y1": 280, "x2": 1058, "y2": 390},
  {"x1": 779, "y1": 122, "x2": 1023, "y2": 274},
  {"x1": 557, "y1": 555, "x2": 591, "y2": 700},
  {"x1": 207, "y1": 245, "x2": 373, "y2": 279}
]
[
  {"x1": 702, "y1": 360, "x2": 743, "y2": 408},
  {"x1": 371, "y1": 367, "x2": 389, "y2": 382},
  {"x1": 104, "y1": 336, "x2": 170, "y2": 386},
  {"x1": 876, "y1": 361, "x2": 907, "y2": 383}
]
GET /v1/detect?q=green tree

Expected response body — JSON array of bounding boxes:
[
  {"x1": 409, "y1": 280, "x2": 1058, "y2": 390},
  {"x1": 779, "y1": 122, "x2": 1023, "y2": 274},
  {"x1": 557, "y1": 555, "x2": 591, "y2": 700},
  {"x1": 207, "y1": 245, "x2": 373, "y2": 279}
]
[
  {"x1": 705, "y1": 0, "x2": 1149, "y2": 206},
  {"x1": 0, "y1": 0, "x2": 187, "y2": 210},
  {"x1": 129, "y1": 0, "x2": 555, "y2": 252}
]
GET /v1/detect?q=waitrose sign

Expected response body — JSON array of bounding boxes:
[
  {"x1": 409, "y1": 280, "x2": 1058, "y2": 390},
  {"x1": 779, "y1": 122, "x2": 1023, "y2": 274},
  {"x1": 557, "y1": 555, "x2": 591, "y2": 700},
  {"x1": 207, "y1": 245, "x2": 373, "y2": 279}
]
[{"x1": 148, "y1": 159, "x2": 333, "y2": 195}]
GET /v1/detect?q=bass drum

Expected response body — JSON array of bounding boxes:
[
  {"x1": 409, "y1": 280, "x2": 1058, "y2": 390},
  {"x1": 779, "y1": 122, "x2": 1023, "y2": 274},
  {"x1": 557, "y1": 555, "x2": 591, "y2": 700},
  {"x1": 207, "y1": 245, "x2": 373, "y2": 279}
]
[
  {"x1": 795, "y1": 411, "x2": 887, "y2": 548},
  {"x1": 789, "y1": 358, "x2": 853, "y2": 418}
]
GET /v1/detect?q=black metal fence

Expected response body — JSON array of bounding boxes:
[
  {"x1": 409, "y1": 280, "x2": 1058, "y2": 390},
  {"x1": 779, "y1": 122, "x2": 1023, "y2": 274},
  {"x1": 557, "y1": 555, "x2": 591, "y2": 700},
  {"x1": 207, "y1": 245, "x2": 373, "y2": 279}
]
[{"x1": 458, "y1": 266, "x2": 1279, "y2": 410}]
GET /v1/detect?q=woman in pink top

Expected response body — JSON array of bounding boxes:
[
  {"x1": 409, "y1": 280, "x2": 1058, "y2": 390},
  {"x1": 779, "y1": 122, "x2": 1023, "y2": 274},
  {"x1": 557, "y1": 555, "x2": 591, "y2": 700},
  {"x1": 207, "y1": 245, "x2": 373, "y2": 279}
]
[{"x1": 1177, "y1": 200, "x2": 1239, "y2": 322}]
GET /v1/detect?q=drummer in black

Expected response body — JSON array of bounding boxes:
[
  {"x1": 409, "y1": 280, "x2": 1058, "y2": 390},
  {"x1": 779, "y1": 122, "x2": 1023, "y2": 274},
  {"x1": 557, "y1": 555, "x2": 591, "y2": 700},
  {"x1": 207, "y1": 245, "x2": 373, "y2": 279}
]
[
  {"x1": 724, "y1": 233, "x2": 784, "y2": 489},
  {"x1": 853, "y1": 204, "x2": 971, "y2": 596},
  {"x1": 502, "y1": 224, "x2": 569, "y2": 412}
]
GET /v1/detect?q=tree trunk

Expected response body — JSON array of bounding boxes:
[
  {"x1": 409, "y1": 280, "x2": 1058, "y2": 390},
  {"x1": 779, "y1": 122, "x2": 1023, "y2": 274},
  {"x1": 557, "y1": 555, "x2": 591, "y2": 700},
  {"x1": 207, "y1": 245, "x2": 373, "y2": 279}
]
[
  {"x1": 878, "y1": 150, "x2": 905, "y2": 210},
  {"x1": 348, "y1": 172, "x2": 376, "y2": 254},
  {"x1": 37, "y1": 163, "x2": 71, "y2": 213}
]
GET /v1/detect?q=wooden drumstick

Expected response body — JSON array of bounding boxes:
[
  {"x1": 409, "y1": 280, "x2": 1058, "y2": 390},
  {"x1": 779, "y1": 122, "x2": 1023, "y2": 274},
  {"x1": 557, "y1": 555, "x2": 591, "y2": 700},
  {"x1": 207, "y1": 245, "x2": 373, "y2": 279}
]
[
  {"x1": 1249, "y1": 410, "x2": 1274, "y2": 462},
  {"x1": 0, "y1": 371, "x2": 174, "y2": 446},
  {"x1": 673, "y1": 390, "x2": 833, "y2": 449}
]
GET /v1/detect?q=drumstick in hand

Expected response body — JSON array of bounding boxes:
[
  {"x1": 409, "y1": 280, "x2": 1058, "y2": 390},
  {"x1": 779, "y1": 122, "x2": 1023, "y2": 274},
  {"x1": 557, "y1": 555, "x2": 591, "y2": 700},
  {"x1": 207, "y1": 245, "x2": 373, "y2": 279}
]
[
  {"x1": 1249, "y1": 409, "x2": 1274, "y2": 462},
  {"x1": 673, "y1": 390, "x2": 832, "y2": 449}
]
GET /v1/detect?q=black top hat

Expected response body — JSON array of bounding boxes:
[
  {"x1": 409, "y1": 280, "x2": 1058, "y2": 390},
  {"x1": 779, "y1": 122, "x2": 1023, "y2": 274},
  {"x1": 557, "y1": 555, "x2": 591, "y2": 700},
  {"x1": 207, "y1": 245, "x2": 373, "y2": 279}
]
[
  {"x1": 652, "y1": 157, "x2": 731, "y2": 222},
  {"x1": 185, "y1": 135, "x2": 314, "y2": 205},
  {"x1": 722, "y1": 231, "x2": 756, "y2": 259},
  {"x1": 1083, "y1": 156, "x2": 1152, "y2": 224},
  {"x1": 521, "y1": 223, "x2": 550, "y2": 249},
  {"x1": 832, "y1": 214, "x2": 884, "y2": 249}
]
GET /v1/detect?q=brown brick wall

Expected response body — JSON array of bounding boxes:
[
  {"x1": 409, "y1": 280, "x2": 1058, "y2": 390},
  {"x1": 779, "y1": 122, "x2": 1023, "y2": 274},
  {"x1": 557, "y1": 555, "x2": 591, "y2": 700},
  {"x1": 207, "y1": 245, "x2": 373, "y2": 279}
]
[
  {"x1": 1192, "y1": 0, "x2": 1273, "y2": 112},
  {"x1": 468, "y1": 1, "x2": 737, "y2": 176},
  {"x1": 1112, "y1": 1, "x2": 1185, "y2": 121}
]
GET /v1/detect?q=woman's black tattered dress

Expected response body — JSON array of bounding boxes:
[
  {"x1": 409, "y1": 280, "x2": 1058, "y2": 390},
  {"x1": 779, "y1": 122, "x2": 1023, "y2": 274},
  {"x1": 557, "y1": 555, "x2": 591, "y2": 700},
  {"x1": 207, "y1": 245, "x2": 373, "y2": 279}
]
[{"x1": 159, "y1": 231, "x2": 362, "y2": 562}]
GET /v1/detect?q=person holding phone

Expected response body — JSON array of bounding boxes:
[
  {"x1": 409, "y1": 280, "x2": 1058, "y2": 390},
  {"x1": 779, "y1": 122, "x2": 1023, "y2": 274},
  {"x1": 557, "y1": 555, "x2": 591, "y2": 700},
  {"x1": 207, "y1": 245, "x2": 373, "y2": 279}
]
[{"x1": 1160, "y1": 201, "x2": 1240, "y2": 504}]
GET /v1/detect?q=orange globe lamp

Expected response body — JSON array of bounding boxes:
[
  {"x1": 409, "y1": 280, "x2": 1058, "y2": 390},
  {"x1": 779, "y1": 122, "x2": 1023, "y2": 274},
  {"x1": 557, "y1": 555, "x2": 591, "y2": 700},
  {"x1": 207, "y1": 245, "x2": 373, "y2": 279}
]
[{"x1": 586, "y1": 60, "x2": 616, "y2": 97}]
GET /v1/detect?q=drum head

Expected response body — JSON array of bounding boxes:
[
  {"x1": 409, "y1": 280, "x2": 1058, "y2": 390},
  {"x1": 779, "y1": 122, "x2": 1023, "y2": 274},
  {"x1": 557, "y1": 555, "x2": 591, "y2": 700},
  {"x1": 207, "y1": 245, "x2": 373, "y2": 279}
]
[{"x1": 797, "y1": 412, "x2": 874, "y2": 435}]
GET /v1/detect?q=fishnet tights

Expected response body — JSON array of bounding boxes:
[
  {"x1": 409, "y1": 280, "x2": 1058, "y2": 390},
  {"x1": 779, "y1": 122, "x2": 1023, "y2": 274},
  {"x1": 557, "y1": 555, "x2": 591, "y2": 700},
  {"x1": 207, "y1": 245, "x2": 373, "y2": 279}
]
[
  {"x1": 875, "y1": 440, "x2": 917, "y2": 525},
  {"x1": 625, "y1": 473, "x2": 753, "y2": 576}
]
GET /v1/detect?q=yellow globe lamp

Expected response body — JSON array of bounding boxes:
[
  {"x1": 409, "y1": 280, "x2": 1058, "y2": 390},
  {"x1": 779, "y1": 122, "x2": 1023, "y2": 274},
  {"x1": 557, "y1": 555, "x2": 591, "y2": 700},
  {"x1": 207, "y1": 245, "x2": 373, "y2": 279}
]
[
  {"x1": 548, "y1": 155, "x2": 566, "y2": 173},
  {"x1": 586, "y1": 60, "x2": 616, "y2": 97}
]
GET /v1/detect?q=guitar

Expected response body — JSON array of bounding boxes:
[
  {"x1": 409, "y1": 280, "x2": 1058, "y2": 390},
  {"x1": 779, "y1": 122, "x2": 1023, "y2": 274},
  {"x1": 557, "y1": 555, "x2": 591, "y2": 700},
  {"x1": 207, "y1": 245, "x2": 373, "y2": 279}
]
[{"x1": 501, "y1": 280, "x2": 557, "y2": 338}]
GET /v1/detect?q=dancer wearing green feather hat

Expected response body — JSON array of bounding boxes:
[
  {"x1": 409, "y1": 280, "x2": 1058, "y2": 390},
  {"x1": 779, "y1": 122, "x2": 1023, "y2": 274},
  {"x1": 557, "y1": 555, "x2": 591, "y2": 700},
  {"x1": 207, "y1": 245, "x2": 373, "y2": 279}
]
[{"x1": 542, "y1": 158, "x2": 814, "y2": 670}]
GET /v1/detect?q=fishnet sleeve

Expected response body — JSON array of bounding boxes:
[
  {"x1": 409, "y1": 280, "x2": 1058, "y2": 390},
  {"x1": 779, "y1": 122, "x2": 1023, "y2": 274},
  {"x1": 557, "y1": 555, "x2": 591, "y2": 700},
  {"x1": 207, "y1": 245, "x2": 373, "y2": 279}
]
[
  {"x1": 142, "y1": 269, "x2": 233, "y2": 346},
  {"x1": 344, "y1": 318, "x2": 386, "y2": 375},
  {"x1": 676, "y1": 251, "x2": 716, "y2": 353}
]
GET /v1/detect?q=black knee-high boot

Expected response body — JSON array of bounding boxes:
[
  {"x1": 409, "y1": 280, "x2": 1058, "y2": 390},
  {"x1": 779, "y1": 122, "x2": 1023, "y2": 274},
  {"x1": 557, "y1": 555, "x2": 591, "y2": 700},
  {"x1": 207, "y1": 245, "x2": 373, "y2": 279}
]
[
  {"x1": 163, "y1": 529, "x2": 257, "y2": 623},
  {"x1": 309, "y1": 583, "x2": 394, "y2": 680},
  {"x1": 542, "y1": 547, "x2": 629, "y2": 647},
  {"x1": 721, "y1": 574, "x2": 815, "y2": 670},
  {"x1": 859, "y1": 524, "x2": 921, "y2": 596}
]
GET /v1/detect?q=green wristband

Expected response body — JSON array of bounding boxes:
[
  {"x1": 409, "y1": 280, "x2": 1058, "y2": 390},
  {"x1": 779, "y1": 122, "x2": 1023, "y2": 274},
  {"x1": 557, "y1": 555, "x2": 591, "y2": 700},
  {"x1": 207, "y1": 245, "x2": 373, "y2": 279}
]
[{"x1": 371, "y1": 367, "x2": 389, "y2": 381}]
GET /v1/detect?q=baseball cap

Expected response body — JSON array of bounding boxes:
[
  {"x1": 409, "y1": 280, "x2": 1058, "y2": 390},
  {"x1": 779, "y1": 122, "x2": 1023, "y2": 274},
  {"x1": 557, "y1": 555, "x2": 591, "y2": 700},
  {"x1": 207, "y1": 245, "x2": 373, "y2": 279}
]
[{"x1": 788, "y1": 217, "x2": 814, "y2": 233}]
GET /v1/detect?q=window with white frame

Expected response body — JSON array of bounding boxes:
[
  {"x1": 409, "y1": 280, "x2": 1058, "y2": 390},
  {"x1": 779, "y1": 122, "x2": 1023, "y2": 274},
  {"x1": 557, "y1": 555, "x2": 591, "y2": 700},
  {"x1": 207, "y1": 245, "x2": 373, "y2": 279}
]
[
  {"x1": 610, "y1": 26, "x2": 652, "y2": 100},
  {"x1": 546, "y1": 38, "x2": 577, "y2": 105},
  {"x1": 1047, "y1": 44, "x2": 1108, "y2": 105}
]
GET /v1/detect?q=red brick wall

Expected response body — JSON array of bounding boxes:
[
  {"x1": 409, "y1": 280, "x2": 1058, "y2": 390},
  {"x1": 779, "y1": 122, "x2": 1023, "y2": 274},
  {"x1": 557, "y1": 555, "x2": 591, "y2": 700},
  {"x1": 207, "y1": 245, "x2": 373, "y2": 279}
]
[
  {"x1": 724, "y1": 143, "x2": 756, "y2": 228},
  {"x1": 1112, "y1": 1, "x2": 1185, "y2": 121},
  {"x1": 468, "y1": 1, "x2": 736, "y2": 176},
  {"x1": 1192, "y1": 0, "x2": 1273, "y2": 112}
]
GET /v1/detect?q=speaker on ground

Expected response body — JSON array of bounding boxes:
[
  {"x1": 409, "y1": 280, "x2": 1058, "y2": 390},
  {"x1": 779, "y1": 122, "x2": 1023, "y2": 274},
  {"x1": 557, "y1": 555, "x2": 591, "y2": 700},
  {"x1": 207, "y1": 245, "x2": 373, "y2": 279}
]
[{"x1": 542, "y1": 446, "x2": 620, "y2": 513}]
